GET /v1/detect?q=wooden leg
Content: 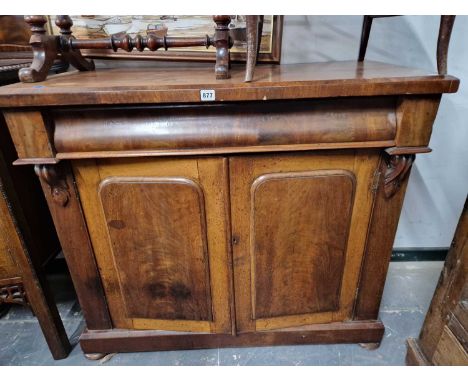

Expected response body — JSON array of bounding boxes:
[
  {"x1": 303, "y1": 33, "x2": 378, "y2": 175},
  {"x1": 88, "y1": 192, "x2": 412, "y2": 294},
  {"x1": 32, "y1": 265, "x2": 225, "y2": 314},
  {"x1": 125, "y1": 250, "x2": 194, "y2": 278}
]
[
  {"x1": 0, "y1": 156, "x2": 71, "y2": 360},
  {"x1": 358, "y1": 16, "x2": 374, "y2": 62},
  {"x1": 35, "y1": 163, "x2": 112, "y2": 330},
  {"x1": 245, "y1": 16, "x2": 260, "y2": 82},
  {"x1": 437, "y1": 16, "x2": 456, "y2": 75}
]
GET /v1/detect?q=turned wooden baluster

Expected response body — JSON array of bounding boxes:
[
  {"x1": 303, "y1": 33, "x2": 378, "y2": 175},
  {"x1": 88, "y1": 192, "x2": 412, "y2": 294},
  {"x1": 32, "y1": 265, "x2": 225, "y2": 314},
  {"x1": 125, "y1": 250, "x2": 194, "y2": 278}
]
[
  {"x1": 20, "y1": 15, "x2": 238, "y2": 82},
  {"x1": 55, "y1": 15, "x2": 95, "y2": 71},
  {"x1": 213, "y1": 15, "x2": 232, "y2": 79},
  {"x1": 69, "y1": 33, "x2": 211, "y2": 52},
  {"x1": 18, "y1": 15, "x2": 58, "y2": 83}
]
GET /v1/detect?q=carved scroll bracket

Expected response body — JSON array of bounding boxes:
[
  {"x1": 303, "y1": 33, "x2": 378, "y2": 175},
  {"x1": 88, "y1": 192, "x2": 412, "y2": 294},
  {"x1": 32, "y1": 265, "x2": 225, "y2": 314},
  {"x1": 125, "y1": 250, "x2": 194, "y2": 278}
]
[
  {"x1": 0, "y1": 283, "x2": 28, "y2": 307},
  {"x1": 383, "y1": 153, "x2": 415, "y2": 198},
  {"x1": 35, "y1": 164, "x2": 70, "y2": 207}
]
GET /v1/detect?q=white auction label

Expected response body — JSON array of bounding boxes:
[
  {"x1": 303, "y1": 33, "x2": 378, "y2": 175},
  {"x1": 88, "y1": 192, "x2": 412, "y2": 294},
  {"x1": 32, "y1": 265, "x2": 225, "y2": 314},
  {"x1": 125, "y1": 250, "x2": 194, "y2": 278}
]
[{"x1": 200, "y1": 89, "x2": 216, "y2": 101}]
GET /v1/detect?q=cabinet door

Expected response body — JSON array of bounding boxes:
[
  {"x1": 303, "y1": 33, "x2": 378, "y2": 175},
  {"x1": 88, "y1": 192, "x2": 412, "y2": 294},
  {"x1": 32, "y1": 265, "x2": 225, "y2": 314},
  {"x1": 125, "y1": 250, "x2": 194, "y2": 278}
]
[
  {"x1": 73, "y1": 157, "x2": 233, "y2": 333},
  {"x1": 230, "y1": 150, "x2": 380, "y2": 332}
]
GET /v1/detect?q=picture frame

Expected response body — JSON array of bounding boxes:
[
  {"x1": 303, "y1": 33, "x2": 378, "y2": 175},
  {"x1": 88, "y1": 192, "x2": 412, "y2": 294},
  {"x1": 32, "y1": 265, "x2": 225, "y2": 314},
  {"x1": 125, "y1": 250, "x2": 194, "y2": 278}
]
[{"x1": 48, "y1": 15, "x2": 283, "y2": 63}]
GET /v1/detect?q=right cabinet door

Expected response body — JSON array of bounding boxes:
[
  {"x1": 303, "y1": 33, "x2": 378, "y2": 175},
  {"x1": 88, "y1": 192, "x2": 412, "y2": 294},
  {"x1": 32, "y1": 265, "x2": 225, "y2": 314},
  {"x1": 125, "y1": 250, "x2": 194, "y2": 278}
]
[{"x1": 230, "y1": 150, "x2": 380, "y2": 332}]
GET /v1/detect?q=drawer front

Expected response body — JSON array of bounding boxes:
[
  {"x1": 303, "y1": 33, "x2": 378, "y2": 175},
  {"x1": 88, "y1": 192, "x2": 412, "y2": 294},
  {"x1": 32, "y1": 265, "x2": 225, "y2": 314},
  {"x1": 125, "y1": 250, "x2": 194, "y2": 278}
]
[
  {"x1": 230, "y1": 150, "x2": 380, "y2": 332},
  {"x1": 73, "y1": 157, "x2": 233, "y2": 333},
  {"x1": 53, "y1": 97, "x2": 396, "y2": 158}
]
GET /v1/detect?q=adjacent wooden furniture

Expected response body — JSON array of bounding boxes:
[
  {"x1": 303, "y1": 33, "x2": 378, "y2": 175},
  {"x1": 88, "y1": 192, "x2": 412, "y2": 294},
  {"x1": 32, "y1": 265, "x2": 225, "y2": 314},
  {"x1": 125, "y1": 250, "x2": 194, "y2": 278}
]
[
  {"x1": 17, "y1": 15, "x2": 266, "y2": 83},
  {"x1": 0, "y1": 109, "x2": 70, "y2": 360},
  {"x1": 0, "y1": 61, "x2": 458, "y2": 357},
  {"x1": 406, "y1": 198, "x2": 468, "y2": 366},
  {"x1": 359, "y1": 15, "x2": 456, "y2": 75},
  {"x1": 0, "y1": 15, "x2": 71, "y2": 360}
]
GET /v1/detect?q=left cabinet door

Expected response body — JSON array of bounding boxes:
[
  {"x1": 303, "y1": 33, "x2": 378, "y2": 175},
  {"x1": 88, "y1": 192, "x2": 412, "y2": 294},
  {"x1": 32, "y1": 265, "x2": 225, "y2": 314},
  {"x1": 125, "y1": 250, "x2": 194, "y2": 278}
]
[{"x1": 72, "y1": 157, "x2": 233, "y2": 334}]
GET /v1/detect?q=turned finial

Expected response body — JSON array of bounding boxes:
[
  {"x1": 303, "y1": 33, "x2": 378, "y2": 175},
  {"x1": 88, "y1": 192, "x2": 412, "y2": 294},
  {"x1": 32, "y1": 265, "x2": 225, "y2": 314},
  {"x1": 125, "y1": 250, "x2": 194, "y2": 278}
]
[
  {"x1": 212, "y1": 15, "x2": 232, "y2": 79},
  {"x1": 55, "y1": 15, "x2": 73, "y2": 36},
  {"x1": 213, "y1": 15, "x2": 231, "y2": 27},
  {"x1": 24, "y1": 15, "x2": 48, "y2": 34}
]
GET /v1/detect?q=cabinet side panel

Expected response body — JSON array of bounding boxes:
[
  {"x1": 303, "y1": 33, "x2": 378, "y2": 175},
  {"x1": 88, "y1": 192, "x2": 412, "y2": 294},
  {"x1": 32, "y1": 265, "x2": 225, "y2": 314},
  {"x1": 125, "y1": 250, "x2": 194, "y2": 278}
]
[
  {"x1": 99, "y1": 178, "x2": 212, "y2": 322},
  {"x1": 252, "y1": 171, "x2": 355, "y2": 319}
]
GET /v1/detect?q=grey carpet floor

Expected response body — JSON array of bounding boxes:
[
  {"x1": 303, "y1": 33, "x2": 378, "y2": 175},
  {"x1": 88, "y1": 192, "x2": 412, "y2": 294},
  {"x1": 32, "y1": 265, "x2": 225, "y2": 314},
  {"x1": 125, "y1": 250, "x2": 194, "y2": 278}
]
[{"x1": 0, "y1": 261, "x2": 443, "y2": 366}]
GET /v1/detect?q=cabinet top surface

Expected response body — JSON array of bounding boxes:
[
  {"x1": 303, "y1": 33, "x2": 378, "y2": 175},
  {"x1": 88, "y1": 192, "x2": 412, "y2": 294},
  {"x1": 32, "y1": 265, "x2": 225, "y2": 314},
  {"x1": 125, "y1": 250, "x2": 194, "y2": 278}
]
[{"x1": 0, "y1": 61, "x2": 458, "y2": 108}]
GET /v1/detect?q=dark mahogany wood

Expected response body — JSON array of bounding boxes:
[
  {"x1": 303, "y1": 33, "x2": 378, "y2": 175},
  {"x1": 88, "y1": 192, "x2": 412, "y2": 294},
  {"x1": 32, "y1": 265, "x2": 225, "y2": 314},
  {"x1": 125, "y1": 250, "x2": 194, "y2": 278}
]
[
  {"x1": 0, "y1": 61, "x2": 458, "y2": 108},
  {"x1": 80, "y1": 320, "x2": 385, "y2": 354},
  {"x1": 35, "y1": 162, "x2": 112, "y2": 330},
  {"x1": 213, "y1": 15, "x2": 233, "y2": 79},
  {"x1": 55, "y1": 15, "x2": 95, "y2": 72},
  {"x1": 0, "y1": 62, "x2": 458, "y2": 356},
  {"x1": 0, "y1": 140, "x2": 70, "y2": 359},
  {"x1": 437, "y1": 16, "x2": 456, "y2": 75},
  {"x1": 354, "y1": 154, "x2": 412, "y2": 320},
  {"x1": 18, "y1": 15, "x2": 259, "y2": 82},
  {"x1": 0, "y1": 41, "x2": 69, "y2": 359},
  {"x1": 18, "y1": 16, "x2": 58, "y2": 83}
]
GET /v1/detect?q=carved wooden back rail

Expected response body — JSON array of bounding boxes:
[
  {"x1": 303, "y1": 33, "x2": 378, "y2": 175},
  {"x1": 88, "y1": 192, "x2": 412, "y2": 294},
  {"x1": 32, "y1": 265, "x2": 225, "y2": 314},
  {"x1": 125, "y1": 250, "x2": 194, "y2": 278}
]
[{"x1": 19, "y1": 15, "x2": 263, "y2": 83}]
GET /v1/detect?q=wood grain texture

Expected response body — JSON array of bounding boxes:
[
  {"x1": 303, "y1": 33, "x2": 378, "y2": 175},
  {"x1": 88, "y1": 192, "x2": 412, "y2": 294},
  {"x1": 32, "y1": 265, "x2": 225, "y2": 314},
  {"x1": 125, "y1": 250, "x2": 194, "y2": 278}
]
[
  {"x1": 413, "y1": 198, "x2": 467, "y2": 362},
  {"x1": 354, "y1": 154, "x2": 411, "y2": 320},
  {"x1": 230, "y1": 150, "x2": 379, "y2": 332},
  {"x1": 0, "y1": 61, "x2": 459, "y2": 107},
  {"x1": 79, "y1": 320, "x2": 385, "y2": 354},
  {"x1": 36, "y1": 162, "x2": 112, "y2": 330},
  {"x1": 0, "y1": 156, "x2": 70, "y2": 359},
  {"x1": 432, "y1": 326, "x2": 468, "y2": 365},
  {"x1": 251, "y1": 170, "x2": 355, "y2": 319},
  {"x1": 395, "y1": 95, "x2": 442, "y2": 147},
  {"x1": 406, "y1": 338, "x2": 430, "y2": 366},
  {"x1": 73, "y1": 157, "x2": 232, "y2": 333},
  {"x1": 0, "y1": 179, "x2": 22, "y2": 281},
  {"x1": 3, "y1": 110, "x2": 54, "y2": 159},
  {"x1": 1, "y1": 59, "x2": 457, "y2": 354},
  {"x1": 99, "y1": 177, "x2": 212, "y2": 322},
  {"x1": 53, "y1": 98, "x2": 396, "y2": 155}
]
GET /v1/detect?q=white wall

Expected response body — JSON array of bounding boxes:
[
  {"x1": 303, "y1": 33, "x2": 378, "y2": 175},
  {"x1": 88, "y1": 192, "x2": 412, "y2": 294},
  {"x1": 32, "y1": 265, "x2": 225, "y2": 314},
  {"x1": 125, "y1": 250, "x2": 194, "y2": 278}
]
[{"x1": 282, "y1": 16, "x2": 468, "y2": 248}]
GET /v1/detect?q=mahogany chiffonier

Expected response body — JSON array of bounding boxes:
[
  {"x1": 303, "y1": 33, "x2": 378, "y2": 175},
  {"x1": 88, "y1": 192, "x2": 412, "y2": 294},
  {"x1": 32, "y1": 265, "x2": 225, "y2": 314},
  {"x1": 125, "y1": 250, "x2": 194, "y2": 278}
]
[{"x1": 0, "y1": 61, "x2": 458, "y2": 357}]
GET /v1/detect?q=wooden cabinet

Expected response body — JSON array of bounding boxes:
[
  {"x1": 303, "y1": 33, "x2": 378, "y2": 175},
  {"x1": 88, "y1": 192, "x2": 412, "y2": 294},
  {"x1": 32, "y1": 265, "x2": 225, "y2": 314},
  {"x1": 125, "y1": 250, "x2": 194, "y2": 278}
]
[
  {"x1": 230, "y1": 151, "x2": 379, "y2": 332},
  {"x1": 73, "y1": 157, "x2": 232, "y2": 334},
  {"x1": 0, "y1": 61, "x2": 458, "y2": 357}
]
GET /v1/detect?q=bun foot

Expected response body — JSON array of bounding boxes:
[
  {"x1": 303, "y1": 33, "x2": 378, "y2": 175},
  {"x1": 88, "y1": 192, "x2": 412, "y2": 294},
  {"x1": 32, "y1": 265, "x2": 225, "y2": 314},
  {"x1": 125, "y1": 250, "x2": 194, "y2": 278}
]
[
  {"x1": 359, "y1": 342, "x2": 381, "y2": 350},
  {"x1": 84, "y1": 352, "x2": 108, "y2": 361}
]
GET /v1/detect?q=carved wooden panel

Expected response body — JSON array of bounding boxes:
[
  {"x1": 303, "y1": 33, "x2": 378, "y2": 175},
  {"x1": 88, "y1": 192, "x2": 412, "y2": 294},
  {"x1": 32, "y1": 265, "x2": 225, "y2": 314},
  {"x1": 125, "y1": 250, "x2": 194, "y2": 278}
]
[
  {"x1": 251, "y1": 171, "x2": 355, "y2": 319},
  {"x1": 230, "y1": 150, "x2": 380, "y2": 332},
  {"x1": 99, "y1": 177, "x2": 212, "y2": 322},
  {"x1": 73, "y1": 157, "x2": 232, "y2": 333}
]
